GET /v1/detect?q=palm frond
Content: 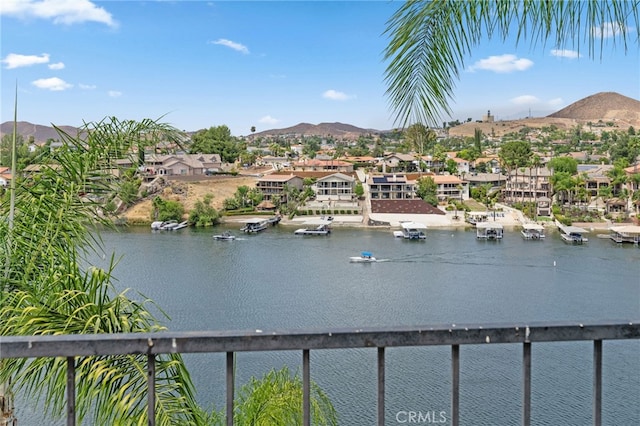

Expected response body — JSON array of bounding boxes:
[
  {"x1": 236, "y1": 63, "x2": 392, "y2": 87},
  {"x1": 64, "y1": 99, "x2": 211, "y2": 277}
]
[{"x1": 383, "y1": 0, "x2": 639, "y2": 128}]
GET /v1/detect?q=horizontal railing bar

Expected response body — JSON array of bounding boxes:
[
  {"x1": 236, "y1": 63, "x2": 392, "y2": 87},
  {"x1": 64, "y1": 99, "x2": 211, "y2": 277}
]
[{"x1": 1, "y1": 321, "x2": 638, "y2": 359}]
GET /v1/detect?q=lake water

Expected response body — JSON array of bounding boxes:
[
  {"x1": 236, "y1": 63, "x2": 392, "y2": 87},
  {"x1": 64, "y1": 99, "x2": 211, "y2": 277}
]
[{"x1": 15, "y1": 223, "x2": 640, "y2": 425}]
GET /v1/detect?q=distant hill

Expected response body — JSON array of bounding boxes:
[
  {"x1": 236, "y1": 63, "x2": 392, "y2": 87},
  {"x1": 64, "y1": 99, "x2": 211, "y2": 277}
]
[
  {"x1": 449, "y1": 91, "x2": 640, "y2": 138},
  {"x1": 1, "y1": 120, "x2": 382, "y2": 144},
  {"x1": 0, "y1": 121, "x2": 82, "y2": 144},
  {"x1": 4, "y1": 92, "x2": 639, "y2": 144},
  {"x1": 547, "y1": 91, "x2": 640, "y2": 122},
  {"x1": 250, "y1": 122, "x2": 382, "y2": 139}
]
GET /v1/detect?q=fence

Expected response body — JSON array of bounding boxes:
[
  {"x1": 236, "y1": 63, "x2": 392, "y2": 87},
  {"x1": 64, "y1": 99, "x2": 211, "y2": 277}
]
[{"x1": 1, "y1": 321, "x2": 639, "y2": 426}]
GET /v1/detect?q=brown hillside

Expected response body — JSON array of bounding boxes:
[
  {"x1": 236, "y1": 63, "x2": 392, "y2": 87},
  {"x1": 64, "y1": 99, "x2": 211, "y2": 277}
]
[
  {"x1": 0, "y1": 121, "x2": 83, "y2": 144},
  {"x1": 449, "y1": 92, "x2": 640, "y2": 138},
  {"x1": 547, "y1": 92, "x2": 640, "y2": 122},
  {"x1": 252, "y1": 122, "x2": 380, "y2": 139}
]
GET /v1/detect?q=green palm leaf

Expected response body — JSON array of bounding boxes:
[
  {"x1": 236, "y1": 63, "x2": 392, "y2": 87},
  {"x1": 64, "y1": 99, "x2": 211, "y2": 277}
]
[{"x1": 384, "y1": 0, "x2": 639, "y2": 128}]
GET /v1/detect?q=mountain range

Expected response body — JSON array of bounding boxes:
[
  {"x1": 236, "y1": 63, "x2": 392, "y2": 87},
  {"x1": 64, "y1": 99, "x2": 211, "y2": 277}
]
[{"x1": 2, "y1": 92, "x2": 639, "y2": 144}]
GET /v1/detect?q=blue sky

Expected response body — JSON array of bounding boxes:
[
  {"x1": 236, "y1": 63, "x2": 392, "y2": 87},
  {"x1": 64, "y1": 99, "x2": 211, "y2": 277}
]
[{"x1": 1, "y1": 0, "x2": 639, "y2": 137}]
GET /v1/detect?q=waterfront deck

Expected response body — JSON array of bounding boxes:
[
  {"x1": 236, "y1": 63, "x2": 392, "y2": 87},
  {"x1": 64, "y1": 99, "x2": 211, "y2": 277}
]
[
  {"x1": 608, "y1": 225, "x2": 640, "y2": 245},
  {"x1": 4, "y1": 321, "x2": 637, "y2": 426}
]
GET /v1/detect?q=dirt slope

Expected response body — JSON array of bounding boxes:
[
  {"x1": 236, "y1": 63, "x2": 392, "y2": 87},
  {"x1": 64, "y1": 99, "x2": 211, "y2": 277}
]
[{"x1": 122, "y1": 175, "x2": 259, "y2": 225}]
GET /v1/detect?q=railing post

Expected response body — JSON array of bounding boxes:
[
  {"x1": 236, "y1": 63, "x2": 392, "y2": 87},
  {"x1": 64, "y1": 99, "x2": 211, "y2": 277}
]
[
  {"x1": 523, "y1": 342, "x2": 531, "y2": 426},
  {"x1": 226, "y1": 351, "x2": 235, "y2": 426},
  {"x1": 593, "y1": 340, "x2": 602, "y2": 426},
  {"x1": 66, "y1": 357, "x2": 75, "y2": 426},
  {"x1": 378, "y1": 347, "x2": 385, "y2": 426},
  {"x1": 303, "y1": 349, "x2": 310, "y2": 426},
  {"x1": 451, "y1": 345, "x2": 459, "y2": 426},
  {"x1": 147, "y1": 354, "x2": 156, "y2": 426}
]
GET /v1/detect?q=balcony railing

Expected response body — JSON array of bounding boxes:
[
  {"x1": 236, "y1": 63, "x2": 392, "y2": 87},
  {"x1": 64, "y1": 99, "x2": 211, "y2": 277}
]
[{"x1": 1, "y1": 321, "x2": 638, "y2": 426}]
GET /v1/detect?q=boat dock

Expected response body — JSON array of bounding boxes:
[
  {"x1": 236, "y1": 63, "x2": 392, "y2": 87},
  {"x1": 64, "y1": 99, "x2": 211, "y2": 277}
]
[
  {"x1": 521, "y1": 223, "x2": 545, "y2": 240},
  {"x1": 294, "y1": 219, "x2": 332, "y2": 235},
  {"x1": 393, "y1": 221, "x2": 427, "y2": 239},
  {"x1": 556, "y1": 222, "x2": 589, "y2": 244},
  {"x1": 476, "y1": 222, "x2": 503, "y2": 239},
  {"x1": 608, "y1": 225, "x2": 640, "y2": 245}
]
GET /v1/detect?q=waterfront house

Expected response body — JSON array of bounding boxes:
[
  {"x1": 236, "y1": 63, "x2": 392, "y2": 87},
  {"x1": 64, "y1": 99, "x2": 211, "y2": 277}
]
[
  {"x1": 581, "y1": 164, "x2": 615, "y2": 199},
  {"x1": 462, "y1": 172, "x2": 507, "y2": 192},
  {"x1": 256, "y1": 174, "x2": 304, "y2": 203},
  {"x1": 369, "y1": 174, "x2": 416, "y2": 200},
  {"x1": 432, "y1": 174, "x2": 469, "y2": 201},
  {"x1": 314, "y1": 172, "x2": 356, "y2": 202},
  {"x1": 503, "y1": 167, "x2": 552, "y2": 203}
]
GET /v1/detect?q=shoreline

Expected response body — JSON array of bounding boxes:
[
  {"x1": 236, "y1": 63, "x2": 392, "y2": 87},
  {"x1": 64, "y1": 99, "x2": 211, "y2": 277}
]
[{"x1": 223, "y1": 213, "x2": 615, "y2": 232}]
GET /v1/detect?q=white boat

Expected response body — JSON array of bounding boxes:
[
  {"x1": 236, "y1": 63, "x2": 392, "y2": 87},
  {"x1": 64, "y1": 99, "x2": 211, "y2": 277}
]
[
  {"x1": 294, "y1": 219, "x2": 332, "y2": 235},
  {"x1": 476, "y1": 222, "x2": 503, "y2": 239},
  {"x1": 151, "y1": 220, "x2": 188, "y2": 231},
  {"x1": 240, "y1": 218, "x2": 270, "y2": 233},
  {"x1": 521, "y1": 223, "x2": 545, "y2": 240},
  {"x1": 349, "y1": 251, "x2": 377, "y2": 263},
  {"x1": 556, "y1": 221, "x2": 589, "y2": 244},
  {"x1": 213, "y1": 231, "x2": 236, "y2": 241},
  {"x1": 393, "y1": 221, "x2": 427, "y2": 239}
]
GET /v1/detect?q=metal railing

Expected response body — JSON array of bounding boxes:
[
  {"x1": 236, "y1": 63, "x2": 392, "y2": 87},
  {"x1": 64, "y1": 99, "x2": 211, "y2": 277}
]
[{"x1": 1, "y1": 321, "x2": 639, "y2": 426}]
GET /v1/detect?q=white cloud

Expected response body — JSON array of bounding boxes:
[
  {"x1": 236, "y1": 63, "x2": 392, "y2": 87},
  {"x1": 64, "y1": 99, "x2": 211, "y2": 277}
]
[
  {"x1": 209, "y1": 39, "x2": 249, "y2": 54},
  {"x1": 592, "y1": 22, "x2": 632, "y2": 38},
  {"x1": 468, "y1": 54, "x2": 533, "y2": 73},
  {"x1": 322, "y1": 89, "x2": 354, "y2": 101},
  {"x1": 258, "y1": 115, "x2": 279, "y2": 125},
  {"x1": 548, "y1": 98, "x2": 564, "y2": 108},
  {"x1": 1, "y1": 0, "x2": 117, "y2": 27},
  {"x1": 108, "y1": 90, "x2": 122, "y2": 98},
  {"x1": 550, "y1": 49, "x2": 581, "y2": 59},
  {"x1": 510, "y1": 95, "x2": 539, "y2": 105},
  {"x1": 48, "y1": 61, "x2": 65, "y2": 70},
  {"x1": 79, "y1": 83, "x2": 96, "y2": 90},
  {"x1": 31, "y1": 77, "x2": 72, "y2": 91},
  {"x1": 2, "y1": 53, "x2": 49, "y2": 69}
]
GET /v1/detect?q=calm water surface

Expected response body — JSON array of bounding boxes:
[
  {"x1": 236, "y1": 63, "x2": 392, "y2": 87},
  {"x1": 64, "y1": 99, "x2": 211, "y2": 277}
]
[{"x1": 17, "y1": 223, "x2": 640, "y2": 425}]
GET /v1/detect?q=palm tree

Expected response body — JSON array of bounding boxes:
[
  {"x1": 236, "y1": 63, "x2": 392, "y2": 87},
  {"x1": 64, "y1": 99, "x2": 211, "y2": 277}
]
[
  {"x1": 383, "y1": 1, "x2": 639, "y2": 128},
  {"x1": 1, "y1": 118, "x2": 201, "y2": 425}
]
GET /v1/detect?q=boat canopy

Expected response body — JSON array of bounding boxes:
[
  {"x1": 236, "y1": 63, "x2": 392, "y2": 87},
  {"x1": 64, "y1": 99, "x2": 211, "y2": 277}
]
[
  {"x1": 558, "y1": 223, "x2": 588, "y2": 234},
  {"x1": 361, "y1": 251, "x2": 373, "y2": 257},
  {"x1": 522, "y1": 223, "x2": 544, "y2": 231},
  {"x1": 399, "y1": 221, "x2": 427, "y2": 230},
  {"x1": 301, "y1": 219, "x2": 333, "y2": 225},
  {"x1": 609, "y1": 225, "x2": 640, "y2": 235},
  {"x1": 241, "y1": 218, "x2": 269, "y2": 224},
  {"x1": 475, "y1": 222, "x2": 503, "y2": 230}
]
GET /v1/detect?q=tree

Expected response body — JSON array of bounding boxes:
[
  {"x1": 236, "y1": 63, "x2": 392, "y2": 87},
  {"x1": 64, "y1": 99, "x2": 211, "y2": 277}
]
[
  {"x1": 1, "y1": 118, "x2": 200, "y2": 425},
  {"x1": 416, "y1": 176, "x2": 438, "y2": 206},
  {"x1": 189, "y1": 194, "x2": 220, "y2": 227},
  {"x1": 383, "y1": 1, "x2": 639, "y2": 128},
  {"x1": 548, "y1": 157, "x2": 578, "y2": 175},
  {"x1": 499, "y1": 141, "x2": 532, "y2": 203},
  {"x1": 473, "y1": 128, "x2": 483, "y2": 157},
  {"x1": 190, "y1": 125, "x2": 243, "y2": 163}
]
